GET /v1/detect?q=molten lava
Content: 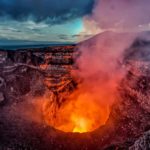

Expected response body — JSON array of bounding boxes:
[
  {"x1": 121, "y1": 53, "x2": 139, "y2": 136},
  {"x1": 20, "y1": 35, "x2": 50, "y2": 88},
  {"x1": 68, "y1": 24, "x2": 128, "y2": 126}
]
[{"x1": 43, "y1": 89, "x2": 111, "y2": 133}]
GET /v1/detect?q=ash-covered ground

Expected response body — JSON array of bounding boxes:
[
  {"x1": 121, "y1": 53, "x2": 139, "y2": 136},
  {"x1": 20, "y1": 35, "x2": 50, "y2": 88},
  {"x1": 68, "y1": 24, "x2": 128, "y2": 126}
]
[{"x1": 0, "y1": 38, "x2": 150, "y2": 150}]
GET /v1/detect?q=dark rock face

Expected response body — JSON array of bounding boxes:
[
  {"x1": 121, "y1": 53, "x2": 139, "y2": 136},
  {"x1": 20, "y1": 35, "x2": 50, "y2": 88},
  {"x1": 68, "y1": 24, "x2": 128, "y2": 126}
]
[
  {"x1": 129, "y1": 130, "x2": 150, "y2": 150},
  {"x1": 0, "y1": 46, "x2": 75, "y2": 104},
  {"x1": 0, "y1": 40, "x2": 150, "y2": 150},
  {"x1": 0, "y1": 92, "x2": 4, "y2": 103}
]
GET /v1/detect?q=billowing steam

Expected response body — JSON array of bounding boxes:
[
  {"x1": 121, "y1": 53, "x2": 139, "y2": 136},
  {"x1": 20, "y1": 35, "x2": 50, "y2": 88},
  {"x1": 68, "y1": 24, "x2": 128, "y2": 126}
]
[
  {"x1": 65, "y1": 31, "x2": 136, "y2": 133},
  {"x1": 92, "y1": 0, "x2": 150, "y2": 30},
  {"x1": 43, "y1": 0, "x2": 150, "y2": 133}
]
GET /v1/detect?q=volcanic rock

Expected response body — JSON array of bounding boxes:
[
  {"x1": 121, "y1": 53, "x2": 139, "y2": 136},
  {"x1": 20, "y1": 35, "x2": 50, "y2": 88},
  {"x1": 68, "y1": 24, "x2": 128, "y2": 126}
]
[
  {"x1": 129, "y1": 130, "x2": 150, "y2": 150},
  {"x1": 0, "y1": 92, "x2": 4, "y2": 103},
  {"x1": 0, "y1": 33, "x2": 150, "y2": 149}
]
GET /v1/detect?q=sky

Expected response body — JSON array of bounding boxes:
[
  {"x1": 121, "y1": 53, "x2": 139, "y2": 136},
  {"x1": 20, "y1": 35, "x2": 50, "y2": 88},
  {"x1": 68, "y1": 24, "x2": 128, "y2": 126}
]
[
  {"x1": 0, "y1": 0, "x2": 150, "y2": 45},
  {"x1": 0, "y1": 0, "x2": 95, "y2": 44}
]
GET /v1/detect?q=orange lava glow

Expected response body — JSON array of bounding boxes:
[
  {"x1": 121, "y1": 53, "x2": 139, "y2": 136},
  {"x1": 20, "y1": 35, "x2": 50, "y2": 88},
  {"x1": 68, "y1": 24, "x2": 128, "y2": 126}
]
[{"x1": 42, "y1": 86, "x2": 112, "y2": 133}]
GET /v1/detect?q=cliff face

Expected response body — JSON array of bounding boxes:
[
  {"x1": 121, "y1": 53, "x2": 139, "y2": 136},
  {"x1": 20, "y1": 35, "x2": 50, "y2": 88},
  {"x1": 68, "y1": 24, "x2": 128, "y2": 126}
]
[
  {"x1": 0, "y1": 39, "x2": 150, "y2": 150},
  {"x1": 0, "y1": 46, "x2": 76, "y2": 105},
  {"x1": 102, "y1": 39, "x2": 150, "y2": 149}
]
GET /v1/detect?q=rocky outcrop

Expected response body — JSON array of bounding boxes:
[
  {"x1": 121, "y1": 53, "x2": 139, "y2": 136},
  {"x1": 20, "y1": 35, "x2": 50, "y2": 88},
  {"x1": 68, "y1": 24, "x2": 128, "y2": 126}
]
[
  {"x1": 129, "y1": 130, "x2": 150, "y2": 150},
  {"x1": 0, "y1": 45, "x2": 76, "y2": 105}
]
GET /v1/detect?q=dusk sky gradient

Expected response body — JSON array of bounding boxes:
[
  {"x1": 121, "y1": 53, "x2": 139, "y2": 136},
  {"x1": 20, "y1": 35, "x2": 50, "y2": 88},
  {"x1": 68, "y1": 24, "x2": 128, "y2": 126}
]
[
  {"x1": 0, "y1": 0, "x2": 150, "y2": 45},
  {"x1": 0, "y1": 0, "x2": 95, "y2": 44}
]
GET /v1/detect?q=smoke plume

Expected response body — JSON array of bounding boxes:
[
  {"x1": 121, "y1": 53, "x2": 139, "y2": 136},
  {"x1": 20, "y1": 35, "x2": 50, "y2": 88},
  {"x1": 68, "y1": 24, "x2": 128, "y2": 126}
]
[
  {"x1": 64, "y1": 0, "x2": 150, "y2": 131},
  {"x1": 76, "y1": 0, "x2": 150, "y2": 100},
  {"x1": 92, "y1": 0, "x2": 150, "y2": 30},
  {"x1": 42, "y1": 0, "x2": 150, "y2": 133}
]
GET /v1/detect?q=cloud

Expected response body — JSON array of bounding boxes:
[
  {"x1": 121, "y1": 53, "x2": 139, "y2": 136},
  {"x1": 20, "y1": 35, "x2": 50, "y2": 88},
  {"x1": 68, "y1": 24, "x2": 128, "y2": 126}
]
[
  {"x1": 58, "y1": 34, "x2": 69, "y2": 40},
  {"x1": 80, "y1": 0, "x2": 150, "y2": 38},
  {"x1": 0, "y1": 0, "x2": 94, "y2": 24},
  {"x1": 92, "y1": 0, "x2": 150, "y2": 30},
  {"x1": 0, "y1": 18, "x2": 84, "y2": 43}
]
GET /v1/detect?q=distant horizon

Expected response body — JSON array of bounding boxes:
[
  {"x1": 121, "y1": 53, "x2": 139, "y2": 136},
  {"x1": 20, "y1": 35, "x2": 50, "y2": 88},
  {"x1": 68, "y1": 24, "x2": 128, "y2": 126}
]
[
  {"x1": 0, "y1": 39, "x2": 75, "y2": 45},
  {"x1": 0, "y1": 42, "x2": 76, "y2": 50}
]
